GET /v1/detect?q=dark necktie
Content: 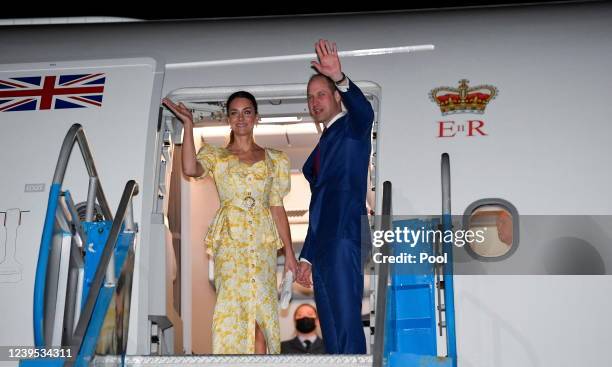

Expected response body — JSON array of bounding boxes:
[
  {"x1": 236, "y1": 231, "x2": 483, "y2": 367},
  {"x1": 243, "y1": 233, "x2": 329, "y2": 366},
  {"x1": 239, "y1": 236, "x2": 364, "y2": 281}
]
[
  {"x1": 313, "y1": 126, "x2": 327, "y2": 177},
  {"x1": 304, "y1": 339, "x2": 312, "y2": 351}
]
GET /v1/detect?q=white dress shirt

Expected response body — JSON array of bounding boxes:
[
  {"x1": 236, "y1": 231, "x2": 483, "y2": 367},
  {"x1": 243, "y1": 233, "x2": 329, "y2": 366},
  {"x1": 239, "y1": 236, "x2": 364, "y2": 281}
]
[
  {"x1": 298, "y1": 334, "x2": 318, "y2": 349},
  {"x1": 323, "y1": 110, "x2": 346, "y2": 130}
]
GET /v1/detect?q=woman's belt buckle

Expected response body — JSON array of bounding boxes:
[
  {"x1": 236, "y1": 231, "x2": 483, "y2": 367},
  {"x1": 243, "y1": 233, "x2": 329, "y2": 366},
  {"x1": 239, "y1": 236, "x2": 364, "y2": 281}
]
[{"x1": 243, "y1": 196, "x2": 256, "y2": 209}]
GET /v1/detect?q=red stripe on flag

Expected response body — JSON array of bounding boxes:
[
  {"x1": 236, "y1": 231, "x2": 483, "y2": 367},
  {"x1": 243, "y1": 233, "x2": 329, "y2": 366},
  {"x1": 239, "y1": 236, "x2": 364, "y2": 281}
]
[
  {"x1": 0, "y1": 86, "x2": 104, "y2": 98},
  {"x1": 0, "y1": 80, "x2": 29, "y2": 88},
  {"x1": 63, "y1": 73, "x2": 104, "y2": 86},
  {"x1": 0, "y1": 98, "x2": 35, "y2": 112},
  {"x1": 40, "y1": 76, "x2": 56, "y2": 110},
  {"x1": 68, "y1": 96, "x2": 102, "y2": 107}
]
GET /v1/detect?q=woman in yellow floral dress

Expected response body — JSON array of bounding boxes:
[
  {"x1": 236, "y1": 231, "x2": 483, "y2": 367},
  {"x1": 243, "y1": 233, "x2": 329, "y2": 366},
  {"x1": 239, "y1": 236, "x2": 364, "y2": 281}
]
[{"x1": 162, "y1": 92, "x2": 298, "y2": 354}]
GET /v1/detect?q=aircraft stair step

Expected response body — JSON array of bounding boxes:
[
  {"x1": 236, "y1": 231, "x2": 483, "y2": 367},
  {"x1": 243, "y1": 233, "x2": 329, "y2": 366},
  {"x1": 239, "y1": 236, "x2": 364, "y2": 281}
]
[{"x1": 93, "y1": 355, "x2": 373, "y2": 367}]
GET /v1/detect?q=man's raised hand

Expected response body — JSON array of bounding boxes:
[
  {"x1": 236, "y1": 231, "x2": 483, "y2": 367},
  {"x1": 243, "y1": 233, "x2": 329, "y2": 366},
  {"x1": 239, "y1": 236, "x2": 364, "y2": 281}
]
[{"x1": 311, "y1": 39, "x2": 344, "y2": 83}]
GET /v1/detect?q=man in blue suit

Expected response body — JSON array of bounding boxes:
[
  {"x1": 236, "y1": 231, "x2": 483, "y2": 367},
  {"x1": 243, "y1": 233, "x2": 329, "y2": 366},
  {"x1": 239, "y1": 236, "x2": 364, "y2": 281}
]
[{"x1": 296, "y1": 39, "x2": 374, "y2": 354}]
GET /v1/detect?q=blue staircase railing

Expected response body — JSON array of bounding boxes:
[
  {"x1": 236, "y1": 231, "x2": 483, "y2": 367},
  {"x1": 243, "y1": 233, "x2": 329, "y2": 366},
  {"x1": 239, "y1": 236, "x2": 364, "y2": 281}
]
[
  {"x1": 25, "y1": 124, "x2": 138, "y2": 367},
  {"x1": 34, "y1": 123, "x2": 113, "y2": 348},
  {"x1": 380, "y1": 153, "x2": 458, "y2": 367}
]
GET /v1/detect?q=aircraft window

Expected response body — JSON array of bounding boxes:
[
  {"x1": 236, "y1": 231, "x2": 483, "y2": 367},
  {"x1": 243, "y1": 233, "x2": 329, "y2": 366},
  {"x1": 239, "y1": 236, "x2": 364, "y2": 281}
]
[{"x1": 463, "y1": 199, "x2": 519, "y2": 261}]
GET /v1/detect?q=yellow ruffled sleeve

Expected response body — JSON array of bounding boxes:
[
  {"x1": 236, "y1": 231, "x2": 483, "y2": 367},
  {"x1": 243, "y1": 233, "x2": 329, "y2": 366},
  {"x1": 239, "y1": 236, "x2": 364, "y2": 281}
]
[
  {"x1": 194, "y1": 143, "x2": 217, "y2": 179},
  {"x1": 269, "y1": 151, "x2": 291, "y2": 206}
]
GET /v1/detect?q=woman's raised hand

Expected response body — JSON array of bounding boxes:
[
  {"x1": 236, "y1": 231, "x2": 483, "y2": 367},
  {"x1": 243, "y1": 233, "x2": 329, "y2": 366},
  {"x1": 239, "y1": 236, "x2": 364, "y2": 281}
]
[
  {"x1": 162, "y1": 97, "x2": 202, "y2": 177},
  {"x1": 162, "y1": 98, "x2": 193, "y2": 125}
]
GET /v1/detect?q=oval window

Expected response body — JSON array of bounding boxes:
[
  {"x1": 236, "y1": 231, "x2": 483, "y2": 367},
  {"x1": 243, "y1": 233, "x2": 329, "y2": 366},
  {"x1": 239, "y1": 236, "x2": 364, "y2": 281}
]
[{"x1": 463, "y1": 199, "x2": 519, "y2": 261}]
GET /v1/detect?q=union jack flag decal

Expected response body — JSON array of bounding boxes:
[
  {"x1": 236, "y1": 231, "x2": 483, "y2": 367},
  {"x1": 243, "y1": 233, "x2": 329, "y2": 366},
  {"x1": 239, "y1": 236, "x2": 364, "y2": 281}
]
[{"x1": 0, "y1": 73, "x2": 105, "y2": 112}]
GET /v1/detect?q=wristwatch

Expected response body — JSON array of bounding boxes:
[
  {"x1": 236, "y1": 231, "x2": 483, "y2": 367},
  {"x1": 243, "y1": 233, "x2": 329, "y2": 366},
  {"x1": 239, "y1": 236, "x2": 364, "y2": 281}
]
[{"x1": 334, "y1": 73, "x2": 347, "y2": 85}]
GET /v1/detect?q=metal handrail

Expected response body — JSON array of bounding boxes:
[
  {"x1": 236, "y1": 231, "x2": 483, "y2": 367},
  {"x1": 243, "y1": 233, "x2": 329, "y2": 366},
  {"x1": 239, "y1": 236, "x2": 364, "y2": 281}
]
[
  {"x1": 441, "y1": 153, "x2": 451, "y2": 219},
  {"x1": 441, "y1": 153, "x2": 457, "y2": 365},
  {"x1": 67, "y1": 180, "x2": 138, "y2": 366},
  {"x1": 34, "y1": 123, "x2": 113, "y2": 347},
  {"x1": 52, "y1": 123, "x2": 112, "y2": 220},
  {"x1": 373, "y1": 181, "x2": 392, "y2": 367}
]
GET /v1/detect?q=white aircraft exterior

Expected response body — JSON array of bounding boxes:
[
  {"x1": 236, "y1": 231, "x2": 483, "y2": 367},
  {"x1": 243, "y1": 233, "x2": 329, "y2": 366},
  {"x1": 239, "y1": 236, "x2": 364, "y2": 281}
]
[{"x1": 1, "y1": 2, "x2": 611, "y2": 366}]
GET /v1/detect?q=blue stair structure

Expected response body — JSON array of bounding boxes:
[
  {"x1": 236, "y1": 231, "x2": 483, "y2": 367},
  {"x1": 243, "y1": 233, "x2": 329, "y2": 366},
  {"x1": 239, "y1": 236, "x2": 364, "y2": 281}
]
[
  {"x1": 384, "y1": 219, "x2": 454, "y2": 367},
  {"x1": 382, "y1": 153, "x2": 457, "y2": 367},
  {"x1": 20, "y1": 124, "x2": 139, "y2": 367}
]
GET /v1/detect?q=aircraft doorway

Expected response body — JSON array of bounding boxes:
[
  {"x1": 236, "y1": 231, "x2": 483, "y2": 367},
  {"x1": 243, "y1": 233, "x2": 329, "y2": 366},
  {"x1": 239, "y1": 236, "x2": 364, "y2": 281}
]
[{"x1": 162, "y1": 82, "x2": 381, "y2": 355}]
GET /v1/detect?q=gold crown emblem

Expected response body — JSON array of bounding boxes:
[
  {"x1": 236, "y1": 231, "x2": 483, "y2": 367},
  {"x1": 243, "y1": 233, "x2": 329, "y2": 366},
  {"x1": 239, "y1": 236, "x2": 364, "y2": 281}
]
[{"x1": 429, "y1": 79, "x2": 498, "y2": 115}]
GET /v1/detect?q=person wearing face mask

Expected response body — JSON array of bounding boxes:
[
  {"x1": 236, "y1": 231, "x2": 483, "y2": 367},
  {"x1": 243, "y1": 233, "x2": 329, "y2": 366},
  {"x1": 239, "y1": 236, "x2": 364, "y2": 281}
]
[{"x1": 281, "y1": 304, "x2": 326, "y2": 354}]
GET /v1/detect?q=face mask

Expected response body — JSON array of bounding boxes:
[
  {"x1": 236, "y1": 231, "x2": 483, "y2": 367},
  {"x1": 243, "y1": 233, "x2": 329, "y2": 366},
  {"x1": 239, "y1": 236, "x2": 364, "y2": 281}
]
[{"x1": 295, "y1": 317, "x2": 316, "y2": 333}]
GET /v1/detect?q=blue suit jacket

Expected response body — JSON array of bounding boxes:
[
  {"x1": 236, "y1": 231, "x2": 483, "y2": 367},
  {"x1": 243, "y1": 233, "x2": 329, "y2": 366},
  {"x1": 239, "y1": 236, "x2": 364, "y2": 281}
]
[{"x1": 300, "y1": 80, "x2": 374, "y2": 264}]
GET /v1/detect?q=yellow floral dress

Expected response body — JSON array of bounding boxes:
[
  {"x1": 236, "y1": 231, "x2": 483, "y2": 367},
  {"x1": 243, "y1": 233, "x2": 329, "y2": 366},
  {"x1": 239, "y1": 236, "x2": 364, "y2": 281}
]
[{"x1": 195, "y1": 143, "x2": 290, "y2": 354}]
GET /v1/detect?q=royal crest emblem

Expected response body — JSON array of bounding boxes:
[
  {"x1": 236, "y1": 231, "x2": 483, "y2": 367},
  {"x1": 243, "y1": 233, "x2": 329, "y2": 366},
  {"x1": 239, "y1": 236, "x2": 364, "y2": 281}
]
[{"x1": 429, "y1": 79, "x2": 497, "y2": 115}]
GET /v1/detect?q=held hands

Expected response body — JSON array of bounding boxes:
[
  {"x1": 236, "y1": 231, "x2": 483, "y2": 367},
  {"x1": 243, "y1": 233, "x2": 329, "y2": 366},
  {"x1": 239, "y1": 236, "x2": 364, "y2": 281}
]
[
  {"x1": 296, "y1": 261, "x2": 313, "y2": 288},
  {"x1": 162, "y1": 98, "x2": 194, "y2": 125},
  {"x1": 311, "y1": 39, "x2": 344, "y2": 83}
]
